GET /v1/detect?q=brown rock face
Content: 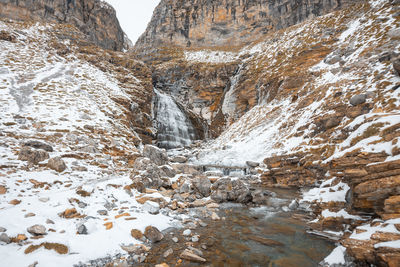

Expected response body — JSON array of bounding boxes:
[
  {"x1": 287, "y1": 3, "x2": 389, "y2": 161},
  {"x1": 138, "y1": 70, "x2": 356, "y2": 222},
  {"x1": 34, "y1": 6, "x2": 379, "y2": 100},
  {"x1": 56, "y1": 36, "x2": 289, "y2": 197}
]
[
  {"x1": 135, "y1": 0, "x2": 356, "y2": 54},
  {"x1": 0, "y1": 0, "x2": 127, "y2": 51}
]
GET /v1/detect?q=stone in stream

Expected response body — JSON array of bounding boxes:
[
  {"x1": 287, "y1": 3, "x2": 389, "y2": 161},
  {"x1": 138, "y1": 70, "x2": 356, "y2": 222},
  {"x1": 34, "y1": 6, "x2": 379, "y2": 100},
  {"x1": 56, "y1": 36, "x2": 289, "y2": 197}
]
[
  {"x1": 163, "y1": 248, "x2": 173, "y2": 258},
  {"x1": 211, "y1": 212, "x2": 220, "y2": 221},
  {"x1": 211, "y1": 178, "x2": 251, "y2": 203},
  {"x1": 144, "y1": 226, "x2": 164, "y2": 243},
  {"x1": 180, "y1": 249, "x2": 207, "y2": 263},
  {"x1": 27, "y1": 224, "x2": 46, "y2": 236},
  {"x1": 183, "y1": 229, "x2": 191, "y2": 236},
  {"x1": 172, "y1": 237, "x2": 179, "y2": 243},
  {"x1": 289, "y1": 199, "x2": 299, "y2": 210},
  {"x1": 192, "y1": 235, "x2": 200, "y2": 242}
]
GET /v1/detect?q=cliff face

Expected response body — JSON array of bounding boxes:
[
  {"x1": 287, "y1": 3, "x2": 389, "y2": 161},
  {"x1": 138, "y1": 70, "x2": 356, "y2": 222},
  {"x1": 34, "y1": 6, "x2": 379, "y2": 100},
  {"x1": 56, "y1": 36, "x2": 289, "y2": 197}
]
[
  {"x1": 0, "y1": 0, "x2": 127, "y2": 51},
  {"x1": 135, "y1": 0, "x2": 356, "y2": 54}
]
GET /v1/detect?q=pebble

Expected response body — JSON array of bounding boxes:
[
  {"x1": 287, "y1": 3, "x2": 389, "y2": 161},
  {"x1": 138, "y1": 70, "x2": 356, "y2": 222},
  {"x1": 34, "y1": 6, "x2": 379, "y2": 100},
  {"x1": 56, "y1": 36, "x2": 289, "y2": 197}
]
[
  {"x1": 180, "y1": 249, "x2": 206, "y2": 263},
  {"x1": 191, "y1": 235, "x2": 199, "y2": 242},
  {"x1": 211, "y1": 212, "x2": 220, "y2": 221},
  {"x1": 172, "y1": 237, "x2": 179, "y2": 243},
  {"x1": 163, "y1": 248, "x2": 173, "y2": 258},
  {"x1": 97, "y1": 210, "x2": 108, "y2": 216},
  {"x1": 27, "y1": 224, "x2": 46, "y2": 235},
  {"x1": 39, "y1": 197, "x2": 49, "y2": 203},
  {"x1": 198, "y1": 221, "x2": 208, "y2": 227},
  {"x1": 183, "y1": 229, "x2": 191, "y2": 236},
  {"x1": 0, "y1": 233, "x2": 10, "y2": 244},
  {"x1": 77, "y1": 224, "x2": 88, "y2": 235},
  {"x1": 25, "y1": 212, "x2": 36, "y2": 218}
]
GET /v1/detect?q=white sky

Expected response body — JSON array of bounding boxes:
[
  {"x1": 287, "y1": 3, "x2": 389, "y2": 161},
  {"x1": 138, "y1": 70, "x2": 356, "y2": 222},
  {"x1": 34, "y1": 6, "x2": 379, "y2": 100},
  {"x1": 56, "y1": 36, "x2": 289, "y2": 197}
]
[{"x1": 105, "y1": 0, "x2": 160, "y2": 44}]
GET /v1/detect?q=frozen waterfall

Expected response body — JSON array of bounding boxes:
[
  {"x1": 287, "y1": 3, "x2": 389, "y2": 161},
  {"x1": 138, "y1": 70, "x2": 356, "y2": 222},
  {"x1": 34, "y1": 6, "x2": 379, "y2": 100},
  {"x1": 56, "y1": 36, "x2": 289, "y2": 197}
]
[{"x1": 154, "y1": 89, "x2": 197, "y2": 149}]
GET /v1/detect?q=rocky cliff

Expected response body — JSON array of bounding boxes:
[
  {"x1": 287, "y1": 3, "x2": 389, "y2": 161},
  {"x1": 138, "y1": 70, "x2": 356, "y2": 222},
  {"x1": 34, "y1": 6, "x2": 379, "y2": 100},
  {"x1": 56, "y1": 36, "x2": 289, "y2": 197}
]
[
  {"x1": 0, "y1": 0, "x2": 128, "y2": 51},
  {"x1": 135, "y1": 0, "x2": 359, "y2": 55}
]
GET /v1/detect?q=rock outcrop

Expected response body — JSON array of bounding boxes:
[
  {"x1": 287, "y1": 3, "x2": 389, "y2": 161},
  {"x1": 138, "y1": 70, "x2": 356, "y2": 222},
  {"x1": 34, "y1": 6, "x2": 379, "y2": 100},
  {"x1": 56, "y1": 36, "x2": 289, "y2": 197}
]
[
  {"x1": 135, "y1": 0, "x2": 359, "y2": 55},
  {"x1": 0, "y1": 0, "x2": 128, "y2": 51}
]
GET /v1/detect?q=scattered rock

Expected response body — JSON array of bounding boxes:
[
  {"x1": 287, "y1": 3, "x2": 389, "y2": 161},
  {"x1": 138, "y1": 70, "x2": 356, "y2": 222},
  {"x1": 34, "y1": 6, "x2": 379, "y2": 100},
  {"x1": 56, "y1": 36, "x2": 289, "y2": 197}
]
[
  {"x1": 143, "y1": 201, "x2": 160, "y2": 215},
  {"x1": 163, "y1": 248, "x2": 173, "y2": 258},
  {"x1": 171, "y1": 156, "x2": 187, "y2": 163},
  {"x1": 180, "y1": 249, "x2": 207, "y2": 263},
  {"x1": 246, "y1": 161, "x2": 260, "y2": 167},
  {"x1": 325, "y1": 117, "x2": 341, "y2": 129},
  {"x1": 97, "y1": 210, "x2": 108, "y2": 216},
  {"x1": 24, "y1": 242, "x2": 68, "y2": 255},
  {"x1": 24, "y1": 213, "x2": 36, "y2": 218},
  {"x1": 0, "y1": 227, "x2": 6, "y2": 232},
  {"x1": 17, "y1": 234, "x2": 27, "y2": 241},
  {"x1": 172, "y1": 237, "x2": 179, "y2": 243},
  {"x1": 9, "y1": 199, "x2": 21, "y2": 205},
  {"x1": 47, "y1": 157, "x2": 67, "y2": 172},
  {"x1": 393, "y1": 57, "x2": 400, "y2": 76},
  {"x1": 0, "y1": 185, "x2": 6, "y2": 195},
  {"x1": 23, "y1": 140, "x2": 53, "y2": 152},
  {"x1": 192, "y1": 235, "x2": 199, "y2": 242},
  {"x1": 155, "y1": 264, "x2": 169, "y2": 267},
  {"x1": 206, "y1": 203, "x2": 219, "y2": 209},
  {"x1": 120, "y1": 244, "x2": 149, "y2": 254},
  {"x1": 39, "y1": 197, "x2": 49, "y2": 202},
  {"x1": 0, "y1": 233, "x2": 10, "y2": 244},
  {"x1": 46, "y1": 219, "x2": 55, "y2": 224},
  {"x1": 0, "y1": 30, "x2": 16, "y2": 42},
  {"x1": 251, "y1": 189, "x2": 270, "y2": 204},
  {"x1": 183, "y1": 229, "x2": 191, "y2": 236},
  {"x1": 159, "y1": 165, "x2": 176, "y2": 178},
  {"x1": 144, "y1": 226, "x2": 164, "y2": 243},
  {"x1": 143, "y1": 145, "x2": 168, "y2": 165},
  {"x1": 211, "y1": 178, "x2": 251, "y2": 203},
  {"x1": 28, "y1": 261, "x2": 38, "y2": 267},
  {"x1": 349, "y1": 94, "x2": 367, "y2": 106},
  {"x1": 192, "y1": 176, "x2": 212, "y2": 197},
  {"x1": 77, "y1": 224, "x2": 88, "y2": 235},
  {"x1": 27, "y1": 224, "x2": 46, "y2": 236},
  {"x1": 18, "y1": 147, "x2": 49, "y2": 164},
  {"x1": 131, "y1": 229, "x2": 143, "y2": 240}
]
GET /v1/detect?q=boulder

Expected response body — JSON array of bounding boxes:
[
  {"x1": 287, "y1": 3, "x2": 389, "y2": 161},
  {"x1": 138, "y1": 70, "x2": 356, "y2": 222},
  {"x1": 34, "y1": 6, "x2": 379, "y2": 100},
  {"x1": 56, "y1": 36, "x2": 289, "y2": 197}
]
[
  {"x1": 27, "y1": 224, "x2": 46, "y2": 236},
  {"x1": 171, "y1": 156, "x2": 187, "y2": 163},
  {"x1": 0, "y1": 233, "x2": 10, "y2": 244},
  {"x1": 143, "y1": 145, "x2": 168, "y2": 165},
  {"x1": 192, "y1": 176, "x2": 211, "y2": 197},
  {"x1": 47, "y1": 157, "x2": 67, "y2": 172},
  {"x1": 350, "y1": 94, "x2": 367, "y2": 106},
  {"x1": 18, "y1": 147, "x2": 49, "y2": 164},
  {"x1": 144, "y1": 226, "x2": 164, "y2": 243},
  {"x1": 211, "y1": 178, "x2": 251, "y2": 203},
  {"x1": 246, "y1": 161, "x2": 260, "y2": 168},
  {"x1": 133, "y1": 157, "x2": 151, "y2": 171},
  {"x1": 23, "y1": 140, "x2": 53, "y2": 152},
  {"x1": 143, "y1": 201, "x2": 160, "y2": 215}
]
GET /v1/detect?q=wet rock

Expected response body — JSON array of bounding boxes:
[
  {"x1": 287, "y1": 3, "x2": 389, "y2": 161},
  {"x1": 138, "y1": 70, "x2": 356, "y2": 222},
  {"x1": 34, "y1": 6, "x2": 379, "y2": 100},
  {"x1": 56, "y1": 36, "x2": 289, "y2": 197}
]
[
  {"x1": 143, "y1": 145, "x2": 168, "y2": 165},
  {"x1": 246, "y1": 161, "x2": 260, "y2": 168},
  {"x1": 171, "y1": 156, "x2": 187, "y2": 163},
  {"x1": 47, "y1": 157, "x2": 67, "y2": 172},
  {"x1": 0, "y1": 233, "x2": 10, "y2": 244},
  {"x1": 349, "y1": 94, "x2": 367, "y2": 106},
  {"x1": 144, "y1": 226, "x2": 164, "y2": 243},
  {"x1": 77, "y1": 224, "x2": 88, "y2": 235},
  {"x1": 211, "y1": 178, "x2": 251, "y2": 203},
  {"x1": 163, "y1": 248, "x2": 173, "y2": 258},
  {"x1": 183, "y1": 229, "x2": 191, "y2": 236},
  {"x1": 180, "y1": 249, "x2": 207, "y2": 263},
  {"x1": 251, "y1": 189, "x2": 270, "y2": 204},
  {"x1": 192, "y1": 176, "x2": 211, "y2": 197},
  {"x1": 121, "y1": 244, "x2": 150, "y2": 254},
  {"x1": 143, "y1": 201, "x2": 160, "y2": 215},
  {"x1": 27, "y1": 224, "x2": 46, "y2": 236},
  {"x1": 192, "y1": 235, "x2": 200, "y2": 242},
  {"x1": 211, "y1": 212, "x2": 220, "y2": 221},
  {"x1": 172, "y1": 237, "x2": 179, "y2": 243},
  {"x1": 289, "y1": 200, "x2": 299, "y2": 210},
  {"x1": 23, "y1": 140, "x2": 53, "y2": 152},
  {"x1": 18, "y1": 147, "x2": 49, "y2": 164}
]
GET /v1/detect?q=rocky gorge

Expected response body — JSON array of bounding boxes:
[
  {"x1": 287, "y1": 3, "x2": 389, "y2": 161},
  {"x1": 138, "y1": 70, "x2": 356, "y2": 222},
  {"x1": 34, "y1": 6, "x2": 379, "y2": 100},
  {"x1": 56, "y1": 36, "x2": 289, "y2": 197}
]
[{"x1": 0, "y1": 0, "x2": 400, "y2": 266}]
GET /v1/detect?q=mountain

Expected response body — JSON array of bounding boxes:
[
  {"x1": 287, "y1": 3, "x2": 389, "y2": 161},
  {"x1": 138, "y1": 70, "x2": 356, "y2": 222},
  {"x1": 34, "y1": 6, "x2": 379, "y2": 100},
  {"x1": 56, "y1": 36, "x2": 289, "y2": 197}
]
[{"x1": 0, "y1": 0, "x2": 129, "y2": 50}]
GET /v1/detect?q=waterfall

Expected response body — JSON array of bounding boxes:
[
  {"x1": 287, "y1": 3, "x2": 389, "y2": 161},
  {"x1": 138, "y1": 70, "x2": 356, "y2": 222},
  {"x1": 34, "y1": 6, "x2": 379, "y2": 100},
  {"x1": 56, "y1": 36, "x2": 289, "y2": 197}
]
[{"x1": 154, "y1": 89, "x2": 197, "y2": 149}]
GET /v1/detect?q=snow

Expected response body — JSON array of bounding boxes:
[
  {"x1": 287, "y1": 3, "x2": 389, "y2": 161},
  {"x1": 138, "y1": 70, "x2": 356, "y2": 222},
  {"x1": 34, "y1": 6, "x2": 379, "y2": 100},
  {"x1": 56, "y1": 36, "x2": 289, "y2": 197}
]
[
  {"x1": 321, "y1": 209, "x2": 362, "y2": 220},
  {"x1": 184, "y1": 50, "x2": 238, "y2": 64},
  {"x1": 323, "y1": 245, "x2": 346, "y2": 265},
  {"x1": 301, "y1": 178, "x2": 350, "y2": 203},
  {"x1": 375, "y1": 240, "x2": 400, "y2": 249},
  {"x1": 350, "y1": 218, "x2": 400, "y2": 241}
]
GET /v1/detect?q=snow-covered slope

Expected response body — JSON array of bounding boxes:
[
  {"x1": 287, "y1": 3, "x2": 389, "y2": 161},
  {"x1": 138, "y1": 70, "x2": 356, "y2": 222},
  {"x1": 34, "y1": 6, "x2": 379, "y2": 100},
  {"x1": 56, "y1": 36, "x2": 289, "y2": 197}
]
[
  {"x1": 193, "y1": 0, "x2": 400, "y2": 167},
  {"x1": 0, "y1": 20, "x2": 173, "y2": 267}
]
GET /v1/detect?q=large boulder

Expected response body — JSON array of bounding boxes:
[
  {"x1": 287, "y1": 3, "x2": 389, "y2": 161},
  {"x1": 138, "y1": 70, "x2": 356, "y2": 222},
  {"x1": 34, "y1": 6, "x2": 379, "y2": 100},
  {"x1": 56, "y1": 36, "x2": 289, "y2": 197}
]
[
  {"x1": 143, "y1": 145, "x2": 168, "y2": 166},
  {"x1": 192, "y1": 176, "x2": 212, "y2": 197},
  {"x1": 350, "y1": 94, "x2": 367, "y2": 106},
  {"x1": 18, "y1": 147, "x2": 49, "y2": 164},
  {"x1": 23, "y1": 140, "x2": 53, "y2": 152},
  {"x1": 211, "y1": 178, "x2": 251, "y2": 203}
]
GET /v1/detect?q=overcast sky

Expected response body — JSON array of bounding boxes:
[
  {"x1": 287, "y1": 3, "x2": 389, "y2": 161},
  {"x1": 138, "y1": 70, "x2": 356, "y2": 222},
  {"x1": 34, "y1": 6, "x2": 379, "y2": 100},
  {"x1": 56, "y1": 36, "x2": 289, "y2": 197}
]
[{"x1": 105, "y1": 0, "x2": 160, "y2": 44}]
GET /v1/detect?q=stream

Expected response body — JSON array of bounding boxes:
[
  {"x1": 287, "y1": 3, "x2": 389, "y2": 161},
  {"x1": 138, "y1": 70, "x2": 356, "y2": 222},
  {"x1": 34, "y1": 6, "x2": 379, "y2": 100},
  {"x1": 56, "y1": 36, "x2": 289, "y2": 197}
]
[{"x1": 140, "y1": 188, "x2": 335, "y2": 267}]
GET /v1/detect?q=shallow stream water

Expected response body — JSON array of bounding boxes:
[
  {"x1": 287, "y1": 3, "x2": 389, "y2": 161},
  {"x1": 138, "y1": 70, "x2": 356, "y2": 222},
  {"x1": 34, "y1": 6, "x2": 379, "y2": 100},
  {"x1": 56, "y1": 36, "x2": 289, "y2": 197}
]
[{"x1": 141, "y1": 188, "x2": 335, "y2": 267}]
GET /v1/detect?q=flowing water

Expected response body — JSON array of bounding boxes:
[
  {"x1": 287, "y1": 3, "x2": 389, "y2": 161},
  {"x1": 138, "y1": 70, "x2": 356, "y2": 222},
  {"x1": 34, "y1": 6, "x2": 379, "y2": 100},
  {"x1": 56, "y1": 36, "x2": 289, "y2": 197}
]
[
  {"x1": 154, "y1": 89, "x2": 197, "y2": 149},
  {"x1": 142, "y1": 188, "x2": 335, "y2": 267}
]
